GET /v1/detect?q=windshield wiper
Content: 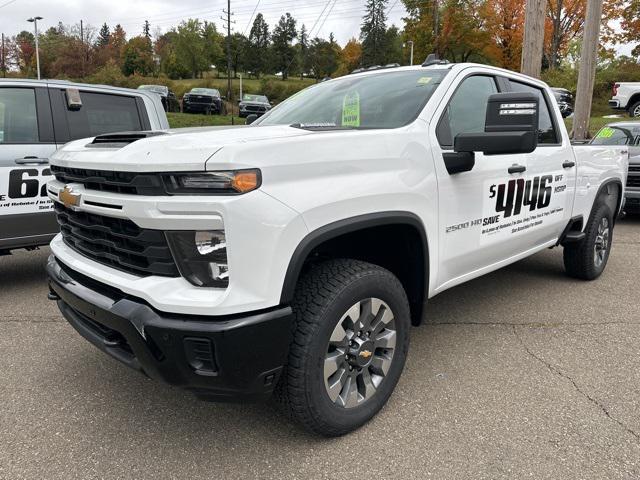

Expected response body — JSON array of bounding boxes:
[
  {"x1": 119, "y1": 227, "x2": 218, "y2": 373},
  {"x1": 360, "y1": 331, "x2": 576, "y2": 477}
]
[{"x1": 289, "y1": 123, "x2": 358, "y2": 131}]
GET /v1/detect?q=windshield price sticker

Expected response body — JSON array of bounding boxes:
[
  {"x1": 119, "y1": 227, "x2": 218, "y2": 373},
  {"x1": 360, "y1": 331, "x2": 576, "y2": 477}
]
[
  {"x1": 597, "y1": 127, "x2": 615, "y2": 138},
  {"x1": 342, "y1": 91, "x2": 361, "y2": 127},
  {"x1": 417, "y1": 77, "x2": 432, "y2": 85}
]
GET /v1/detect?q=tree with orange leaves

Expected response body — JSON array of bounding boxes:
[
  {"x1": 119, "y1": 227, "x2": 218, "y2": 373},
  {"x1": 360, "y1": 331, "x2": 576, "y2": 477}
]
[{"x1": 480, "y1": 0, "x2": 525, "y2": 70}]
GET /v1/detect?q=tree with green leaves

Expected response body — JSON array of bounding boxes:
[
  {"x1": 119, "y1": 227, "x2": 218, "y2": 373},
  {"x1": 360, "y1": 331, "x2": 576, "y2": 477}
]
[
  {"x1": 272, "y1": 13, "x2": 297, "y2": 80},
  {"x1": 202, "y1": 21, "x2": 224, "y2": 71},
  {"x1": 143, "y1": 20, "x2": 151, "y2": 39},
  {"x1": 122, "y1": 35, "x2": 154, "y2": 76},
  {"x1": 298, "y1": 24, "x2": 310, "y2": 79},
  {"x1": 308, "y1": 37, "x2": 340, "y2": 79},
  {"x1": 97, "y1": 23, "x2": 110, "y2": 47},
  {"x1": 246, "y1": 13, "x2": 271, "y2": 78},
  {"x1": 360, "y1": 0, "x2": 388, "y2": 66}
]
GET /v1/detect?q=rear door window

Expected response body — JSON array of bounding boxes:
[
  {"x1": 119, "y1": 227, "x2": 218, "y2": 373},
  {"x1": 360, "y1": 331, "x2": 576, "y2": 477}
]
[
  {"x1": 508, "y1": 80, "x2": 559, "y2": 144},
  {"x1": 64, "y1": 91, "x2": 144, "y2": 140},
  {"x1": 0, "y1": 88, "x2": 39, "y2": 144}
]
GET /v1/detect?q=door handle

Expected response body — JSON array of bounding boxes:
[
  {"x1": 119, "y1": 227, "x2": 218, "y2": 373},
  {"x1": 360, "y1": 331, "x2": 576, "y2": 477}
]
[
  {"x1": 508, "y1": 164, "x2": 526, "y2": 174},
  {"x1": 15, "y1": 156, "x2": 49, "y2": 165},
  {"x1": 563, "y1": 160, "x2": 576, "y2": 168}
]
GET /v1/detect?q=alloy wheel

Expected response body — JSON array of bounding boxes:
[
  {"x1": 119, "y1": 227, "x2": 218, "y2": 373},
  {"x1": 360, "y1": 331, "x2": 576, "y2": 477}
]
[
  {"x1": 323, "y1": 298, "x2": 397, "y2": 409},
  {"x1": 594, "y1": 217, "x2": 610, "y2": 268}
]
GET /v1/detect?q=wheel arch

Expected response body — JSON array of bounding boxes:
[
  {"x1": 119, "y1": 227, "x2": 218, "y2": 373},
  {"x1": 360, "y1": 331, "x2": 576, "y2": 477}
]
[
  {"x1": 280, "y1": 212, "x2": 430, "y2": 326},
  {"x1": 627, "y1": 93, "x2": 640, "y2": 113},
  {"x1": 591, "y1": 179, "x2": 623, "y2": 224}
]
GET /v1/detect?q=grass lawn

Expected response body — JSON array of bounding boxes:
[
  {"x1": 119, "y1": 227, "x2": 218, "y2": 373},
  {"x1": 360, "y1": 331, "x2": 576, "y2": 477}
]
[{"x1": 167, "y1": 112, "x2": 237, "y2": 128}]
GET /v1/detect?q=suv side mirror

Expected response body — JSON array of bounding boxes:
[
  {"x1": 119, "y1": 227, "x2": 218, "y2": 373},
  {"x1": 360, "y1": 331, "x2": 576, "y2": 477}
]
[
  {"x1": 444, "y1": 92, "x2": 539, "y2": 174},
  {"x1": 246, "y1": 114, "x2": 258, "y2": 125}
]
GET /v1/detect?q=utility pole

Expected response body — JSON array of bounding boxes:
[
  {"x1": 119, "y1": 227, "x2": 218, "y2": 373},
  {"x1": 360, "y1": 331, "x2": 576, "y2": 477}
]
[
  {"x1": 573, "y1": 0, "x2": 604, "y2": 140},
  {"x1": 221, "y1": 0, "x2": 235, "y2": 121},
  {"x1": 404, "y1": 40, "x2": 414, "y2": 66},
  {"x1": 27, "y1": 16, "x2": 43, "y2": 80},
  {"x1": 520, "y1": 0, "x2": 545, "y2": 78},
  {"x1": 433, "y1": 0, "x2": 439, "y2": 56},
  {"x1": 1, "y1": 33, "x2": 5, "y2": 78},
  {"x1": 80, "y1": 20, "x2": 85, "y2": 79}
]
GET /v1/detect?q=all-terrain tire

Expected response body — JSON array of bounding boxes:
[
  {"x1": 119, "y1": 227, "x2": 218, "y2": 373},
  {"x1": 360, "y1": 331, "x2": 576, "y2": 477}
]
[
  {"x1": 275, "y1": 259, "x2": 411, "y2": 437},
  {"x1": 564, "y1": 203, "x2": 614, "y2": 280},
  {"x1": 628, "y1": 101, "x2": 640, "y2": 118}
]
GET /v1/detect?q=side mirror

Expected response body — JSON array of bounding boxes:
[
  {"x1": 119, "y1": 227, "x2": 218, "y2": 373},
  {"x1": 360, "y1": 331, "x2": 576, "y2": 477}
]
[
  {"x1": 246, "y1": 114, "x2": 258, "y2": 125},
  {"x1": 444, "y1": 92, "x2": 539, "y2": 174},
  {"x1": 270, "y1": 101, "x2": 274, "y2": 106}
]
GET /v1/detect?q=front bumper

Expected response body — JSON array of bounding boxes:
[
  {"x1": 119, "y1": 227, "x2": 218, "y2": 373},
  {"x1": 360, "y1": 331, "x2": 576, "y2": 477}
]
[
  {"x1": 47, "y1": 255, "x2": 293, "y2": 401},
  {"x1": 609, "y1": 99, "x2": 621, "y2": 109},
  {"x1": 184, "y1": 102, "x2": 219, "y2": 113}
]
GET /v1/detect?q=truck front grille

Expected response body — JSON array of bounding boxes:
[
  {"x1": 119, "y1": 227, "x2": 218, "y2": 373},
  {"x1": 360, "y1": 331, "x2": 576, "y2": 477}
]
[
  {"x1": 628, "y1": 165, "x2": 640, "y2": 188},
  {"x1": 55, "y1": 203, "x2": 179, "y2": 277},
  {"x1": 51, "y1": 165, "x2": 166, "y2": 195}
]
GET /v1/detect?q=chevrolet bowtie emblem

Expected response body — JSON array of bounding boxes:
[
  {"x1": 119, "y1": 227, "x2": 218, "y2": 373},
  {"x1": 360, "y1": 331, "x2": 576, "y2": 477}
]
[
  {"x1": 359, "y1": 350, "x2": 372, "y2": 359},
  {"x1": 59, "y1": 186, "x2": 81, "y2": 208}
]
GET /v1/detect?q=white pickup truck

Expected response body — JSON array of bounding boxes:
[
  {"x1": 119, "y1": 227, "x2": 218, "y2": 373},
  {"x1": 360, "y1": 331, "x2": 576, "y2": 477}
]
[
  {"x1": 45, "y1": 63, "x2": 628, "y2": 436},
  {"x1": 609, "y1": 82, "x2": 640, "y2": 117}
]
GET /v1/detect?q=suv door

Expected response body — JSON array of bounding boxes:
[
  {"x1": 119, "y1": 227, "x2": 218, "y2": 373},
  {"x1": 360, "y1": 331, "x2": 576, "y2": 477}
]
[{"x1": 0, "y1": 86, "x2": 58, "y2": 250}]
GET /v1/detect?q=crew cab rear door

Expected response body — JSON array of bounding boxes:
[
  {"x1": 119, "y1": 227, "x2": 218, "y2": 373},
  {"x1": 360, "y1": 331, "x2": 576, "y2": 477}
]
[{"x1": 0, "y1": 85, "x2": 57, "y2": 244}]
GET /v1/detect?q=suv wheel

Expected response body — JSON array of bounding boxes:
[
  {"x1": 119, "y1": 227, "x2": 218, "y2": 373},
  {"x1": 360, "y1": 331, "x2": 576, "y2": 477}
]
[
  {"x1": 564, "y1": 203, "x2": 614, "y2": 280},
  {"x1": 629, "y1": 101, "x2": 640, "y2": 118},
  {"x1": 276, "y1": 259, "x2": 410, "y2": 436}
]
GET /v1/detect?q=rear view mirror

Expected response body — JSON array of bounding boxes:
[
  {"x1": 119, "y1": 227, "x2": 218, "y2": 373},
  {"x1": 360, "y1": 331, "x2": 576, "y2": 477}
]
[{"x1": 444, "y1": 92, "x2": 539, "y2": 174}]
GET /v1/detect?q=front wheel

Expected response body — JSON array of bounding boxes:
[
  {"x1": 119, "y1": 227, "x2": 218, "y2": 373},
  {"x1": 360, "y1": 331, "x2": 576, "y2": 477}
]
[
  {"x1": 276, "y1": 259, "x2": 410, "y2": 436},
  {"x1": 564, "y1": 203, "x2": 614, "y2": 280},
  {"x1": 629, "y1": 101, "x2": 640, "y2": 118}
]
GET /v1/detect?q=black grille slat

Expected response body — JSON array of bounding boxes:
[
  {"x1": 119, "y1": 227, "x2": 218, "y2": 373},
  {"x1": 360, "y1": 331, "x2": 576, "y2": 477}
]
[
  {"x1": 55, "y1": 203, "x2": 179, "y2": 277},
  {"x1": 627, "y1": 176, "x2": 640, "y2": 188},
  {"x1": 50, "y1": 165, "x2": 166, "y2": 195}
]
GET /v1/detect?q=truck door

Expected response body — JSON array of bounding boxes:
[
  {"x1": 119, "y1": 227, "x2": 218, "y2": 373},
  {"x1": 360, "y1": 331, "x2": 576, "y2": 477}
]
[
  {"x1": 0, "y1": 86, "x2": 57, "y2": 248},
  {"x1": 504, "y1": 79, "x2": 576, "y2": 249}
]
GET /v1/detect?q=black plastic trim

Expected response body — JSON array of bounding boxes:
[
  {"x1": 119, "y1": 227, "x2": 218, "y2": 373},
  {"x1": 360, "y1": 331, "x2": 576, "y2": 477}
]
[{"x1": 279, "y1": 211, "x2": 430, "y2": 310}]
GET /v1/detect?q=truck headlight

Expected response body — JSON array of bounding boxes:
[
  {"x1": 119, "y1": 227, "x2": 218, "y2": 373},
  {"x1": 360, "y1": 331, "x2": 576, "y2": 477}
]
[
  {"x1": 166, "y1": 231, "x2": 229, "y2": 288},
  {"x1": 163, "y1": 169, "x2": 261, "y2": 195}
]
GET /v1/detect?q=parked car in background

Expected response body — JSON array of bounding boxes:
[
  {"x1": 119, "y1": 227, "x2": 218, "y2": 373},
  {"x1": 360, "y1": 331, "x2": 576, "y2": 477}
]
[
  {"x1": 609, "y1": 82, "x2": 640, "y2": 117},
  {"x1": 590, "y1": 121, "x2": 640, "y2": 213},
  {"x1": 551, "y1": 87, "x2": 573, "y2": 118},
  {"x1": 238, "y1": 93, "x2": 272, "y2": 118},
  {"x1": 182, "y1": 88, "x2": 225, "y2": 115},
  {"x1": 0, "y1": 79, "x2": 168, "y2": 254},
  {"x1": 137, "y1": 85, "x2": 180, "y2": 113}
]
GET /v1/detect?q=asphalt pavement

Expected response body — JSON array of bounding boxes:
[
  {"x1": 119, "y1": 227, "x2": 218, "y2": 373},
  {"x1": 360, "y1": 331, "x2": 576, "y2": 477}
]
[{"x1": 1, "y1": 218, "x2": 639, "y2": 479}]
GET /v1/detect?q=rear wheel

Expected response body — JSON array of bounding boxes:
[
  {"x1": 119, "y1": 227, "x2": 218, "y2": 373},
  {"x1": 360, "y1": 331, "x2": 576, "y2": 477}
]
[
  {"x1": 276, "y1": 259, "x2": 410, "y2": 436},
  {"x1": 564, "y1": 203, "x2": 614, "y2": 280}
]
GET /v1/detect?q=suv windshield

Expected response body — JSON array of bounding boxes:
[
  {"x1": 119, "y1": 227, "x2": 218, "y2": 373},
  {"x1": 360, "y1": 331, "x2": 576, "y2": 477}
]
[
  {"x1": 243, "y1": 94, "x2": 268, "y2": 103},
  {"x1": 190, "y1": 88, "x2": 220, "y2": 97},
  {"x1": 258, "y1": 69, "x2": 448, "y2": 129},
  {"x1": 591, "y1": 125, "x2": 640, "y2": 146}
]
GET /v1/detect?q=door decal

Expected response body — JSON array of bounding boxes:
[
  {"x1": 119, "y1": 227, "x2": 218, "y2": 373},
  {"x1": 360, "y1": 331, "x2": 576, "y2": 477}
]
[{"x1": 0, "y1": 167, "x2": 54, "y2": 215}]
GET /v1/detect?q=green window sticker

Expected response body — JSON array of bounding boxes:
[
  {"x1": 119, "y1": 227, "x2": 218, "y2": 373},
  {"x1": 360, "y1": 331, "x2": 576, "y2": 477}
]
[
  {"x1": 342, "y1": 91, "x2": 360, "y2": 127},
  {"x1": 417, "y1": 77, "x2": 432, "y2": 85},
  {"x1": 597, "y1": 127, "x2": 615, "y2": 138}
]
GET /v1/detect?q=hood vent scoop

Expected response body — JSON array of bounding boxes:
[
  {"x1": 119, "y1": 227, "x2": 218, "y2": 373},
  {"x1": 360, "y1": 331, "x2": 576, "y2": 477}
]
[{"x1": 87, "y1": 131, "x2": 168, "y2": 148}]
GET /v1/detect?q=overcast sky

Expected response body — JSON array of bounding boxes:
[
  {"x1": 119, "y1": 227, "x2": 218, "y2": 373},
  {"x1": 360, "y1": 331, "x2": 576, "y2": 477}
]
[{"x1": 0, "y1": 0, "x2": 408, "y2": 46}]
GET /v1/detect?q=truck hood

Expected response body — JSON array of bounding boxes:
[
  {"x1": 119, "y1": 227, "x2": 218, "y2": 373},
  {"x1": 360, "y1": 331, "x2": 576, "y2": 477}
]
[{"x1": 50, "y1": 125, "x2": 311, "y2": 172}]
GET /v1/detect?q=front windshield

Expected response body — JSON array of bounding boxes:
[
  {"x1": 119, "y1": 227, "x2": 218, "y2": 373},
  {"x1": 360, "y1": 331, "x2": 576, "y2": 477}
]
[
  {"x1": 243, "y1": 94, "x2": 268, "y2": 103},
  {"x1": 591, "y1": 125, "x2": 640, "y2": 146},
  {"x1": 258, "y1": 69, "x2": 448, "y2": 129},
  {"x1": 191, "y1": 88, "x2": 220, "y2": 96}
]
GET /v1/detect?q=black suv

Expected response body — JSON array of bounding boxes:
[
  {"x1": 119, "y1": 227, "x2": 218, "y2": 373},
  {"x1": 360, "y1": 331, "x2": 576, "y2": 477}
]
[
  {"x1": 137, "y1": 85, "x2": 180, "y2": 112},
  {"x1": 182, "y1": 88, "x2": 225, "y2": 115},
  {"x1": 551, "y1": 87, "x2": 574, "y2": 118},
  {"x1": 239, "y1": 94, "x2": 272, "y2": 118}
]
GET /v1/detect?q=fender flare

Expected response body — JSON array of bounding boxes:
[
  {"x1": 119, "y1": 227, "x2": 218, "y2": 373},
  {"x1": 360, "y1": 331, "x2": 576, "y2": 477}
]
[
  {"x1": 279, "y1": 211, "x2": 430, "y2": 312},
  {"x1": 589, "y1": 178, "x2": 624, "y2": 224}
]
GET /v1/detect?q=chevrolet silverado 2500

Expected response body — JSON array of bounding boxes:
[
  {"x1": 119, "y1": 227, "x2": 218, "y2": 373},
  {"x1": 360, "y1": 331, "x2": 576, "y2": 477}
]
[{"x1": 46, "y1": 63, "x2": 628, "y2": 436}]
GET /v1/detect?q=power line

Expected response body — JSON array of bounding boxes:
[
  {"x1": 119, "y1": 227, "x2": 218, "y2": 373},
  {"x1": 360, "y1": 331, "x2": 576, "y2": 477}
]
[
  {"x1": 316, "y1": 0, "x2": 338, "y2": 37},
  {"x1": 242, "y1": 0, "x2": 261, "y2": 36},
  {"x1": 0, "y1": 0, "x2": 19, "y2": 10}
]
